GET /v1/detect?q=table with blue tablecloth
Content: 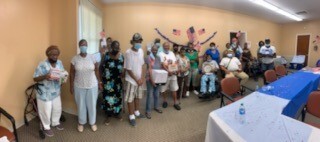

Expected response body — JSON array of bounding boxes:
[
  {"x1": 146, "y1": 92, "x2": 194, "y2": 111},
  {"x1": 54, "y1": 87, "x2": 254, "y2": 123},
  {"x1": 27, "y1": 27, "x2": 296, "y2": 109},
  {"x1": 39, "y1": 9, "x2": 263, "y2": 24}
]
[{"x1": 205, "y1": 71, "x2": 320, "y2": 142}]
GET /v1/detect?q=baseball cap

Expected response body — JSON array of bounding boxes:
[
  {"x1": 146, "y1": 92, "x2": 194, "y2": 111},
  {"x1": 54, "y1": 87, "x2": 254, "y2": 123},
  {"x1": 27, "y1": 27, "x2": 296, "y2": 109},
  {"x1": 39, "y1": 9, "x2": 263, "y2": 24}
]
[{"x1": 132, "y1": 33, "x2": 143, "y2": 41}]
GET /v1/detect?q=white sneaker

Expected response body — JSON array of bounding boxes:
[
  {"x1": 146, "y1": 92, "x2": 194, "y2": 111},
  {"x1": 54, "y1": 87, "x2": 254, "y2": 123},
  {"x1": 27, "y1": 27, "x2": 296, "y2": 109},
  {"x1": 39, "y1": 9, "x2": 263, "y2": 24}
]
[
  {"x1": 91, "y1": 124, "x2": 98, "y2": 132},
  {"x1": 78, "y1": 124, "x2": 84, "y2": 132},
  {"x1": 193, "y1": 90, "x2": 199, "y2": 95},
  {"x1": 186, "y1": 91, "x2": 190, "y2": 97}
]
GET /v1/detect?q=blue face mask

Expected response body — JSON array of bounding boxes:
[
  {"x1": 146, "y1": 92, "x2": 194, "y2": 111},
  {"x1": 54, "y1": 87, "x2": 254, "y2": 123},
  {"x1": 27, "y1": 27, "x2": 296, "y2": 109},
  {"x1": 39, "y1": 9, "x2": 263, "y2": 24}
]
[
  {"x1": 134, "y1": 43, "x2": 142, "y2": 50},
  {"x1": 156, "y1": 43, "x2": 161, "y2": 47},
  {"x1": 79, "y1": 46, "x2": 87, "y2": 53}
]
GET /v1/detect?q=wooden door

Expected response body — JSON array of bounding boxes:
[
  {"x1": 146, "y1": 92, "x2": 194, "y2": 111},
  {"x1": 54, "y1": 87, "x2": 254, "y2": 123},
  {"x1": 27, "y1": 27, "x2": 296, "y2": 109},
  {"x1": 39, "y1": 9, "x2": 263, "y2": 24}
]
[{"x1": 296, "y1": 35, "x2": 310, "y2": 66}]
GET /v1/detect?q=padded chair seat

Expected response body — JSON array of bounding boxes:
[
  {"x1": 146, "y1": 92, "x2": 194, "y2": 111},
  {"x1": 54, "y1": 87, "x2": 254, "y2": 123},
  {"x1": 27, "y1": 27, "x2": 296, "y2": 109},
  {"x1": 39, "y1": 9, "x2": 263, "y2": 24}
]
[
  {"x1": 307, "y1": 122, "x2": 320, "y2": 129},
  {"x1": 0, "y1": 126, "x2": 15, "y2": 142},
  {"x1": 226, "y1": 96, "x2": 243, "y2": 105}
]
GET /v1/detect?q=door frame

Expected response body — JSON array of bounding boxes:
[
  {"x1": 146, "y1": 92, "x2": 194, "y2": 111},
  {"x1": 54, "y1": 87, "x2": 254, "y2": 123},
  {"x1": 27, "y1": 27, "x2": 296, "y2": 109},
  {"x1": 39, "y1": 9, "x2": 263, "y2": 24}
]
[
  {"x1": 229, "y1": 30, "x2": 247, "y2": 46},
  {"x1": 295, "y1": 33, "x2": 311, "y2": 66}
]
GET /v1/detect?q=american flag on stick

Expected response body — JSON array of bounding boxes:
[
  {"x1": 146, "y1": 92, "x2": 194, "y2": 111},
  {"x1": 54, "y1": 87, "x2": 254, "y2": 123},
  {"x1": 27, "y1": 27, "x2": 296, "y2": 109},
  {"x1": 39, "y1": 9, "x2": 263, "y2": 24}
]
[
  {"x1": 236, "y1": 30, "x2": 241, "y2": 38},
  {"x1": 198, "y1": 28, "x2": 205, "y2": 35},
  {"x1": 186, "y1": 26, "x2": 197, "y2": 43},
  {"x1": 173, "y1": 29, "x2": 181, "y2": 36},
  {"x1": 100, "y1": 29, "x2": 106, "y2": 39}
]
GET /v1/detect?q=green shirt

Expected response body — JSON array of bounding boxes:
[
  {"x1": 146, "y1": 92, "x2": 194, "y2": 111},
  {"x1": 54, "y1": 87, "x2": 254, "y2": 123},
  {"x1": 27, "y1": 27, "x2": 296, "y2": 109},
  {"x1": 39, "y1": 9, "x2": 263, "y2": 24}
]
[{"x1": 186, "y1": 50, "x2": 199, "y2": 69}]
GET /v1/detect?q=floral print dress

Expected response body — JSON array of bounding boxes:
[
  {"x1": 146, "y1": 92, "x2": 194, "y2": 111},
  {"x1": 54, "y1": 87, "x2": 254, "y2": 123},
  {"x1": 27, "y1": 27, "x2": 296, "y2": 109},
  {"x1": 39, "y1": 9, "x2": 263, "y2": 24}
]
[{"x1": 101, "y1": 52, "x2": 124, "y2": 116}]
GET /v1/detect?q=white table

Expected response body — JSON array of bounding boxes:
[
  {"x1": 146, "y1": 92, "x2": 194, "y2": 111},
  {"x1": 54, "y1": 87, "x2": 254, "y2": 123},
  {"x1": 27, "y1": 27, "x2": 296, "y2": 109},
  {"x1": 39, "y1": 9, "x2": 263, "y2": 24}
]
[{"x1": 205, "y1": 92, "x2": 320, "y2": 142}]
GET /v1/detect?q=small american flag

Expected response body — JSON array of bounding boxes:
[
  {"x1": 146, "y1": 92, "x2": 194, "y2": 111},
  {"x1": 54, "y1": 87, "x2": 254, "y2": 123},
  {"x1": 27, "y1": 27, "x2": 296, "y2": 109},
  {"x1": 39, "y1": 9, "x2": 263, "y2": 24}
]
[
  {"x1": 100, "y1": 29, "x2": 106, "y2": 39},
  {"x1": 186, "y1": 27, "x2": 197, "y2": 42},
  {"x1": 173, "y1": 29, "x2": 181, "y2": 36},
  {"x1": 198, "y1": 28, "x2": 205, "y2": 35},
  {"x1": 236, "y1": 30, "x2": 241, "y2": 38}
]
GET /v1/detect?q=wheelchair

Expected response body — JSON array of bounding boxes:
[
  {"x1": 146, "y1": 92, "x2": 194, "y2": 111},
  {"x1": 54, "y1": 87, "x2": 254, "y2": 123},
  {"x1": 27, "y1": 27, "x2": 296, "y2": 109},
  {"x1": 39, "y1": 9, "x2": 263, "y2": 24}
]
[{"x1": 198, "y1": 71, "x2": 221, "y2": 100}]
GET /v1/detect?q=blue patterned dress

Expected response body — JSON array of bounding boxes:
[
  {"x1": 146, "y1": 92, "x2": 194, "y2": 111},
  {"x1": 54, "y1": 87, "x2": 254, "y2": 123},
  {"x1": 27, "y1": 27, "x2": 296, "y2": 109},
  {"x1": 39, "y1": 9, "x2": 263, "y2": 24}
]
[{"x1": 101, "y1": 52, "x2": 124, "y2": 116}]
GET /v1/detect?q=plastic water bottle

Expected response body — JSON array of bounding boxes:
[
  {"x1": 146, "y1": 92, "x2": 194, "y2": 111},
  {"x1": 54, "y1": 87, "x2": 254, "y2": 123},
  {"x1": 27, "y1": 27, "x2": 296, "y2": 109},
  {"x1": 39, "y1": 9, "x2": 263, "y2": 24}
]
[{"x1": 239, "y1": 103, "x2": 246, "y2": 124}]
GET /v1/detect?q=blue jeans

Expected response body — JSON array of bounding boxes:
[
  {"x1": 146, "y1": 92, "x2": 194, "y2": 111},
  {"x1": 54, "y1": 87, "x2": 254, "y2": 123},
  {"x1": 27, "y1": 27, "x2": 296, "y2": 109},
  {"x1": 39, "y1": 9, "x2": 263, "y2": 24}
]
[
  {"x1": 200, "y1": 74, "x2": 216, "y2": 93},
  {"x1": 146, "y1": 81, "x2": 160, "y2": 113}
]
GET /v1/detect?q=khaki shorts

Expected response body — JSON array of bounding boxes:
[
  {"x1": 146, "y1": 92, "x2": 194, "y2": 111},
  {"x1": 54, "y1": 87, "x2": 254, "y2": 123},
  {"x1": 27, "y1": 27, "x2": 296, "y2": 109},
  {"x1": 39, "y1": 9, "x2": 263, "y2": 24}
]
[
  {"x1": 160, "y1": 77, "x2": 179, "y2": 93},
  {"x1": 125, "y1": 81, "x2": 144, "y2": 103}
]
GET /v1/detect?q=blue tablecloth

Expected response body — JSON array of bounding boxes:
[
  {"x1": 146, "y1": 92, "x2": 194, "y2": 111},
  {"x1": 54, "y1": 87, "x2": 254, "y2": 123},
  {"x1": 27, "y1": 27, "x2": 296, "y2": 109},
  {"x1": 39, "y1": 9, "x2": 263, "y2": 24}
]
[{"x1": 259, "y1": 71, "x2": 320, "y2": 118}]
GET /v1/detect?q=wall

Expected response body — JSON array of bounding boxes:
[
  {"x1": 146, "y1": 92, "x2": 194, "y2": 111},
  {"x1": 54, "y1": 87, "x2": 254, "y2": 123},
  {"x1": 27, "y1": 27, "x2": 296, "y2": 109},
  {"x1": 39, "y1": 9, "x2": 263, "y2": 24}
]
[
  {"x1": 103, "y1": 3, "x2": 282, "y2": 56},
  {"x1": 0, "y1": 0, "x2": 51, "y2": 128},
  {"x1": 281, "y1": 20, "x2": 320, "y2": 66},
  {"x1": 0, "y1": 0, "x2": 104, "y2": 129}
]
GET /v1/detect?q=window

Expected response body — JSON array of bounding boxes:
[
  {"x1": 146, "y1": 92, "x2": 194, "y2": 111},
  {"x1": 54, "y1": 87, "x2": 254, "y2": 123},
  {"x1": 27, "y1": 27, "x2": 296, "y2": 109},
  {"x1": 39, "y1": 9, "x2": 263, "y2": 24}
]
[{"x1": 78, "y1": 0, "x2": 102, "y2": 54}]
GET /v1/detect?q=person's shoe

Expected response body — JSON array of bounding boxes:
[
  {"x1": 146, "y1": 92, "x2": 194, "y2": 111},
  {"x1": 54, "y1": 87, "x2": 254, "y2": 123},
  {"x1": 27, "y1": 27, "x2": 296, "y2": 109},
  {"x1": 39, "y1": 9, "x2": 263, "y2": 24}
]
[
  {"x1": 145, "y1": 113, "x2": 151, "y2": 119},
  {"x1": 154, "y1": 108, "x2": 163, "y2": 113},
  {"x1": 115, "y1": 115, "x2": 123, "y2": 121},
  {"x1": 136, "y1": 114, "x2": 146, "y2": 119},
  {"x1": 173, "y1": 104, "x2": 181, "y2": 110},
  {"x1": 129, "y1": 119, "x2": 136, "y2": 127},
  {"x1": 193, "y1": 90, "x2": 199, "y2": 95},
  {"x1": 54, "y1": 124, "x2": 64, "y2": 131},
  {"x1": 77, "y1": 124, "x2": 84, "y2": 132},
  {"x1": 162, "y1": 102, "x2": 168, "y2": 108},
  {"x1": 186, "y1": 91, "x2": 190, "y2": 97},
  {"x1": 91, "y1": 124, "x2": 98, "y2": 132},
  {"x1": 105, "y1": 117, "x2": 111, "y2": 125},
  {"x1": 44, "y1": 129, "x2": 54, "y2": 137}
]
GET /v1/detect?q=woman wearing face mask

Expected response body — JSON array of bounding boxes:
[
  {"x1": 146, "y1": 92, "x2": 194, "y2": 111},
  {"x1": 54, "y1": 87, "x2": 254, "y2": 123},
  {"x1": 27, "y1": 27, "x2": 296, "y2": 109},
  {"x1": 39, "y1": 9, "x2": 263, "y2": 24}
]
[
  {"x1": 176, "y1": 47, "x2": 190, "y2": 99},
  {"x1": 185, "y1": 42, "x2": 200, "y2": 96},
  {"x1": 257, "y1": 40, "x2": 265, "y2": 61},
  {"x1": 100, "y1": 40, "x2": 124, "y2": 124},
  {"x1": 70, "y1": 39, "x2": 102, "y2": 132},
  {"x1": 204, "y1": 42, "x2": 220, "y2": 64},
  {"x1": 33, "y1": 45, "x2": 66, "y2": 137},
  {"x1": 241, "y1": 42, "x2": 253, "y2": 74}
]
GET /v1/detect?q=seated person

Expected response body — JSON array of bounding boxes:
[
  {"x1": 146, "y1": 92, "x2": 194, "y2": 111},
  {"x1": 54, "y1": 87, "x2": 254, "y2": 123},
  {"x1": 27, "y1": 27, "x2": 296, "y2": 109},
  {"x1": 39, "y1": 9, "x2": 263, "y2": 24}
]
[
  {"x1": 200, "y1": 55, "x2": 219, "y2": 95},
  {"x1": 220, "y1": 49, "x2": 249, "y2": 85}
]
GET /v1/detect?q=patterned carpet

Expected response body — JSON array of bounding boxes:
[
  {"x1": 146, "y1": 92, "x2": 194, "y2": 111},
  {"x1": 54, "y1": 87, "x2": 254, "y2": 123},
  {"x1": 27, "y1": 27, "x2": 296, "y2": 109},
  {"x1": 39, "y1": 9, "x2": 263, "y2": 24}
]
[{"x1": 16, "y1": 77, "x2": 320, "y2": 142}]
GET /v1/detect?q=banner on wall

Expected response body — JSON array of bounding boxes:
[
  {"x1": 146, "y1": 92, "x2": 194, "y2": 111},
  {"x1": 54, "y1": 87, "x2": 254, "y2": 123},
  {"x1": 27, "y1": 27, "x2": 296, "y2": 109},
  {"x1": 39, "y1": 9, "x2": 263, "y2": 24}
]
[{"x1": 154, "y1": 27, "x2": 217, "y2": 52}]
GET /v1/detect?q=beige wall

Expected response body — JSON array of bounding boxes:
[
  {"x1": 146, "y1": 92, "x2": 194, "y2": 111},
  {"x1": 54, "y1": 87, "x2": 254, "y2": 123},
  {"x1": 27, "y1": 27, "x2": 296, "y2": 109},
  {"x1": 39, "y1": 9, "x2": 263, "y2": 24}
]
[
  {"x1": 103, "y1": 3, "x2": 282, "y2": 56},
  {"x1": 0, "y1": 0, "x2": 104, "y2": 129},
  {"x1": 0, "y1": 0, "x2": 51, "y2": 128},
  {"x1": 281, "y1": 20, "x2": 320, "y2": 66}
]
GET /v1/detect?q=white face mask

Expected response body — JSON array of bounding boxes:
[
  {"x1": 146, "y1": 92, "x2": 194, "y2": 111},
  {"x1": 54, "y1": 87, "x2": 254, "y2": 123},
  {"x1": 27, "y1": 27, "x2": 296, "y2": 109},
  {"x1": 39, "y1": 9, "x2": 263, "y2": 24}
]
[
  {"x1": 211, "y1": 46, "x2": 216, "y2": 50},
  {"x1": 227, "y1": 53, "x2": 233, "y2": 58}
]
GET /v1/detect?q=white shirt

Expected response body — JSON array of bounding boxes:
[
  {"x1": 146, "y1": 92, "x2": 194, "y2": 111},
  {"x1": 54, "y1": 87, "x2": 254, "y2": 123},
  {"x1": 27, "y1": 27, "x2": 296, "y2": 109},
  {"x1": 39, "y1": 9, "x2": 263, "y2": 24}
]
[
  {"x1": 202, "y1": 60, "x2": 219, "y2": 75},
  {"x1": 220, "y1": 57, "x2": 241, "y2": 71},
  {"x1": 71, "y1": 54, "x2": 97, "y2": 89},
  {"x1": 159, "y1": 51, "x2": 177, "y2": 80},
  {"x1": 259, "y1": 45, "x2": 276, "y2": 64},
  {"x1": 124, "y1": 48, "x2": 145, "y2": 86}
]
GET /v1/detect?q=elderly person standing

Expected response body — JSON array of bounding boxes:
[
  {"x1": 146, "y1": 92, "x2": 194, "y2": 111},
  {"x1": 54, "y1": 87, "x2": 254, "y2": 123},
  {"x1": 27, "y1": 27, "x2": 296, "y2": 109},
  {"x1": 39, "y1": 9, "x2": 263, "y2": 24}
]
[
  {"x1": 70, "y1": 39, "x2": 102, "y2": 132},
  {"x1": 33, "y1": 45, "x2": 66, "y2": 137},
  {"x1": 159, "y1": 42, "x2": 181, "y2": 110},
  {"x1": 220, "y1": 49, "x2": 249, "y2": 85},
  {"x1": 100, "y1": 41, "x2": 124, "y2": 125},
  {"x1": 185, "y1": 42, "x2": 200, "y2": 96},
  {"x1": 230, "y1": 37, "x2": 243, "y2": 59}
]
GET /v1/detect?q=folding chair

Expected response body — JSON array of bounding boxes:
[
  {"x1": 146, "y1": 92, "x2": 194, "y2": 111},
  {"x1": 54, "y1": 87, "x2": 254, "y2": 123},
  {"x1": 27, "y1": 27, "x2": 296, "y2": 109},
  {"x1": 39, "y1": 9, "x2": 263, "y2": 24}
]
[
  {"x1": 0, "y1": 107, "x2": 18, "y2": 142},
  {"x1": 301, "y1": 91, "x2": 320, "y2": 128},
  {"x1": 220, "y1": 77, "x2": 245, "y2": 107}
]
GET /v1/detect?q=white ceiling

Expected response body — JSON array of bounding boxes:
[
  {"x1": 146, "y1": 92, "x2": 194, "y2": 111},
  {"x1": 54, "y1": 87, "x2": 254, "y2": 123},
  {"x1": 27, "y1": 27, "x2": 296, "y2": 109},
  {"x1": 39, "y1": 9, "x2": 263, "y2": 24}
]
[{"x1": 101, "y1": 0, "x2": 320, "y2": 23}]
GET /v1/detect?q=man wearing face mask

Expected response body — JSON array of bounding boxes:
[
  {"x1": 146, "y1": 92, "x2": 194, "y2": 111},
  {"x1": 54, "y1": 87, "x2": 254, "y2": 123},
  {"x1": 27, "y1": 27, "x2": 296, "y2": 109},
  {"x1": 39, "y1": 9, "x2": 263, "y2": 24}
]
[
  {"x1": 230, "y1": 37, "x2": 243, "y2": 59},
  {"x1": 159, "y1": 42, "x2": 181, "y2": 110},
  {"x1": 204, "y1": 42, "x2": 220, "y2": 64},
  {"x1": 259, "y1": 38, "x2": 276, "y2": 72},
  {"x1": 124, "y1": 33, "x2": 146, "y2": 127},
  {"x1": 220, "y1": 49, "x2": 249, "y2": 85},
  {"x1": 173, "y1": 44, "x2": 180, "y2": 56}
]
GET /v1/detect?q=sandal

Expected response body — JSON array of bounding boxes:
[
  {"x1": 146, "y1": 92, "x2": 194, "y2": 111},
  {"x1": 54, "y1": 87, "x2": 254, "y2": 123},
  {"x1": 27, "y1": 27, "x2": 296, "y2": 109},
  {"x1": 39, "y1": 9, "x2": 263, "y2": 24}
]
[{"x1": 154, "y1": 108, "x2": 163, "y2": 113}]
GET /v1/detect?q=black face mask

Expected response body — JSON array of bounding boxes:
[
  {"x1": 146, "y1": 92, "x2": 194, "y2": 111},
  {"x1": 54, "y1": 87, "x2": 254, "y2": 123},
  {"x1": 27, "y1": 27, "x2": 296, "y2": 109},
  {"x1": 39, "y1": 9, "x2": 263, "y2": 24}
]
[
  {"x1": 48, "y1": 58, "x2": 57, "y2": 64},
  {"x1": 111, "y1": 50, "x2": 119, "y2": 55},
  {"x1": 173, "y1": 48, "x2": 179, "y2": 52}
]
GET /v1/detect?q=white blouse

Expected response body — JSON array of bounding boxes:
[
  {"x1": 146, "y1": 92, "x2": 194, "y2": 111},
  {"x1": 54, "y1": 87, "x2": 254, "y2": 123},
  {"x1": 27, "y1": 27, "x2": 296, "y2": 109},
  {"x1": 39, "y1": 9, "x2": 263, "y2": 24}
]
[{"x1": 71, "y1": 54, "x2": 98, "y2": 89}]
